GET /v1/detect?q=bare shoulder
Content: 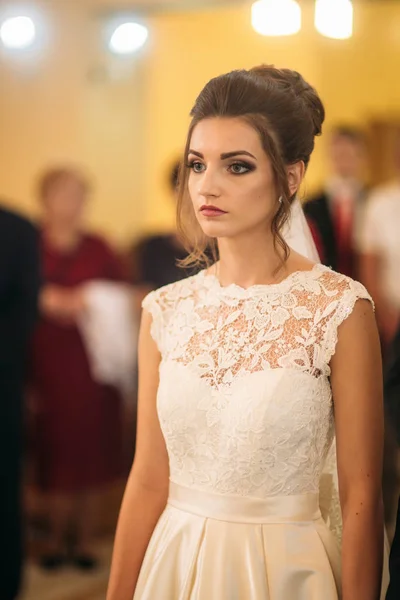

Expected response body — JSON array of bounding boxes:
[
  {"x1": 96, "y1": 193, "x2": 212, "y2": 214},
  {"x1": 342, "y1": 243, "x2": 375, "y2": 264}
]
[
  {"x1": 335, "y1": 296, "x2": 378, "y2": 347},
  {"x1": 330, "y1": 287, "x2": 381, "y2": 375},
  {"x1": 287, "y1": 250, "x2": 317, "y2": 273}
]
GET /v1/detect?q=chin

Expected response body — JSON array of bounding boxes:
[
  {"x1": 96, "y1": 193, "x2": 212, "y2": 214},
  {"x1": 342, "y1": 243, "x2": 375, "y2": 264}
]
[{"x1": 198, "y1": 220, "x2": 236, "y2": 239}]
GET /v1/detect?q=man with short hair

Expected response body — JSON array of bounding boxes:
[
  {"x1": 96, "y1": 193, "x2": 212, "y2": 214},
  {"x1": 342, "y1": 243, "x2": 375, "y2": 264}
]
[{"x1": 304, "y1": 125, "x2": 367, "y2": 277}]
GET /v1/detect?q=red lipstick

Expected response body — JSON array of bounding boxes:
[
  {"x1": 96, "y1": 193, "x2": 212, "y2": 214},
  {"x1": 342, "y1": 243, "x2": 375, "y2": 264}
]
[{"x1": 200, "y1": 205, "x2": 227, "y2": 217}]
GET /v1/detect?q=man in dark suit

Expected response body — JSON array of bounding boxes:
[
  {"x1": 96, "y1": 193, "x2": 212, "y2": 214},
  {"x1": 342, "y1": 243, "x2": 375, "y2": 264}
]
[
  {"x1": 385, "y1": 327, "x2": 400, "y2": 599},
  {"x1": 0, "y1": 205, "x2": 41, "y2": 599},
  {"x1": 304, "y1": 126, "x2": 367, "y2": 277}
]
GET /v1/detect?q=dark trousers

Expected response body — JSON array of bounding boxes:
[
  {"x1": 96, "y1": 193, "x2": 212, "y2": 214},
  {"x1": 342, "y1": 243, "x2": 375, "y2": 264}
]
[
  {"x1": 1, "y1": 380, "x2": 23, "y2": 599},
  {"x1": 387, "y1": 498, "x2": 400, "y2": 599},
  {"x1": 385, "y1": 326, "x2": 400, "y2": 599}
]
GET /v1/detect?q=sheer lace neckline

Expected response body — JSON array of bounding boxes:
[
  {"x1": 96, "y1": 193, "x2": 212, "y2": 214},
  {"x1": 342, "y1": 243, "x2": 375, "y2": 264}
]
[{"x1": 199, "y1": 263, "x2": 323, "y2": 297}]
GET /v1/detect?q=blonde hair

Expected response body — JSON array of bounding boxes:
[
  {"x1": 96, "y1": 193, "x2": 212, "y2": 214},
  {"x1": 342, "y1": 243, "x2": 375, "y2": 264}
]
[{"x1": 37, "y1": 167, "x2": 89, "y2": 202}]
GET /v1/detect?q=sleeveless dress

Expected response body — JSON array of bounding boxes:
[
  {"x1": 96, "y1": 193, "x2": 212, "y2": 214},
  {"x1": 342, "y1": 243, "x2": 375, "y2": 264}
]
[{"x1": 135, "y1": 263, "x2": 373, "y2": 600}]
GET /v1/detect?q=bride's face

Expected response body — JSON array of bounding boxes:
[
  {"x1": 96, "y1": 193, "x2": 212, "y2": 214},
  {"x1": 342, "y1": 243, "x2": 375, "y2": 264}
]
[{"x1": 187, "y1": 117, "x2": 277, "y2": 240}]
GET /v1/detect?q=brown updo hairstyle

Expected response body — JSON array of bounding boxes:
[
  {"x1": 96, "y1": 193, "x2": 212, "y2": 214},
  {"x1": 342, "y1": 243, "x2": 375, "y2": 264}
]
[
  {"x1": 177, "y1": 65, "x2": 325, "y2": 268},
  {"x1": 37, "y1": 166, "x2": 90, "y2": 203}
]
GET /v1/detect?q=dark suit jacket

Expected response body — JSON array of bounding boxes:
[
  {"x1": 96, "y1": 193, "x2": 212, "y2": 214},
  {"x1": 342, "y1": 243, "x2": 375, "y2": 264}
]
[
  {"x1": 304, "y1": 189, "x2": 367, "y2": 275},
  {"x1": 0, "y1": 207, "x2": 40, "y2": 370},
  {"x1": 0, "y1": 206, "x2": 40, "y2": 599},
  {"x1": 304, "y1": 192, "x2": 338, "y2": 270}
]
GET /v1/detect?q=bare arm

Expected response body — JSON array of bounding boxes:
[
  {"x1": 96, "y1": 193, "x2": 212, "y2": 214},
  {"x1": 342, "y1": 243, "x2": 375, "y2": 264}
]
[
  {"x1": 330, "y1": 300, "x2": 384, "y2": 600},
  {"x1": 106, "y1": 309, "x2": 169, "y2": 600}
]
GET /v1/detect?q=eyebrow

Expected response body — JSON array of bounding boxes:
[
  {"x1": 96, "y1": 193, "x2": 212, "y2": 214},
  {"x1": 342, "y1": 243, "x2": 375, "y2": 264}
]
[{"x1": 188, "y1": 149, "x2": 257, "y2": 160}]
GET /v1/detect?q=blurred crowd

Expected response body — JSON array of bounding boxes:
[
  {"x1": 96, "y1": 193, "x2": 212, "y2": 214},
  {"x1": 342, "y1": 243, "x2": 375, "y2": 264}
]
[{"x1": 2, "y1": 124, "x2": 400, "y2": 599}]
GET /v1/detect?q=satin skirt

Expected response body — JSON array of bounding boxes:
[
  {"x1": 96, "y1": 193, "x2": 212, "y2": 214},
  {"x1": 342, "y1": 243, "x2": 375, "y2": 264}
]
[{"x1": 134, "y1": 482, "x2": 341, "y2": 599}]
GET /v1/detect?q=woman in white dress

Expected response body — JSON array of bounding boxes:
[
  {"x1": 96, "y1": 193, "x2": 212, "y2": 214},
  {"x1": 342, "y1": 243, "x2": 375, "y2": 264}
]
[{"x1": 107, "y1": 65, "x2": 384, "y2": 600}]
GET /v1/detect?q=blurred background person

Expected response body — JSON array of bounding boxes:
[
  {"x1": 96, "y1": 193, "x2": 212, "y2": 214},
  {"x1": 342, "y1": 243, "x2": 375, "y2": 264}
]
[
  {"x1": 358, "y1": 131, "x2": 400, "y2": 348},
  {"x1": 29, "y1": 167, "x2": 125, "y2": 571},
  {"x1": 130, "y1": 160, "x2": 188, "y2": 299},
  {"x1": 0, "y1": 204, "x2": 40, "y2": 599},
  {"x1": 304, "y1": 125, "x2": 367, "y2": 277}
]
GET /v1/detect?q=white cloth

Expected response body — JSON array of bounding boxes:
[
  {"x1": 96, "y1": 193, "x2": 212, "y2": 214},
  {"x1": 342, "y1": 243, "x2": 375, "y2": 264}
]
[
  {"x1": 135, "y1": 266, "x2": 373, "y2": 599},
  {"x1": 283, "y1": 197, "x2": 320, "y2": 262},
  {"x1": 358, "y1": 181, "x2": 400, "y2": 309},
  {"x1": 78, "y1": 281, "x2": 137, "y2": 395}
]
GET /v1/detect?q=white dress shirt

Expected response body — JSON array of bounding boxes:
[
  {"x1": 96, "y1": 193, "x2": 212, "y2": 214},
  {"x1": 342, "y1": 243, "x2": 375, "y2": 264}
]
[{"x1": 358, "y1": 180, "x2": 400, "y2": 309}]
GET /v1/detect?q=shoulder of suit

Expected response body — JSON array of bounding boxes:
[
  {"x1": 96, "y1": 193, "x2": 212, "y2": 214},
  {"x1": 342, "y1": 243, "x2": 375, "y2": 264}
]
[
  {"x1": 304, "y1": 191, "x2": 328, "y2": 205},
  {"x1": 0, "y1": 205, "x2": 37, "y2": 234},
  {"x1": 303, "y1": 192, "x2": 329, "y2": 216},
  {"x1": 135, "y1": 234, "x2": 171, "y2": 253}
]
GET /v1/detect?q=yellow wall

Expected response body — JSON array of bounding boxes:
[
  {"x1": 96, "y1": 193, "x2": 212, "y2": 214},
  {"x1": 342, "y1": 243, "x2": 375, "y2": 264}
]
[
  {"x1": 0, "y1": 0, "x2": 147, "y2": 243},
  {"x1": 1, "y1": 1, "x2": 400, "y2": 243}
]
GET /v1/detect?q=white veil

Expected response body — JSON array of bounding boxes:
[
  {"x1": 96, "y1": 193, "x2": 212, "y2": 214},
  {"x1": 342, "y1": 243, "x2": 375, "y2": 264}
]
[
  {"x1": 283, "y1": 198, "x2": 343, "y2": 543},
  {"x1": 282, "y1": 196, "x2": 320, "y2": 263}
]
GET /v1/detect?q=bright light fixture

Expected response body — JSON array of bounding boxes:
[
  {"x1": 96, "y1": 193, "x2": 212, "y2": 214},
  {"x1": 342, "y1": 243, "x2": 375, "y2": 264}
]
[
  {"x1": 0, "y1": 15, "x2": 36, "y2": 49},
  {"x1": 251, "y1": 0, "x2": 301, "y2": 37},
  {"x1": 109, "y1": 22, "x2": 148, "y2": 55},
  {"x1": 315, "y1": 0, "x2": 353, "y2": 40}
]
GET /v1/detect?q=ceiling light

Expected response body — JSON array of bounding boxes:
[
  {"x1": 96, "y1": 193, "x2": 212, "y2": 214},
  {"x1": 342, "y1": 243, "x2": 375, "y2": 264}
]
[
  {"x1": 109, "y1": 22, "x2": 148, "y2": 55},
  {"x1": 315, "y1": 0, "x2": 353, "y2": 40},
  {"x1": 251, "y1": 0, "x2": 301, "y2": 37},
  {"x1": 0, "y1": 15, "x2": 36, "y2": 49}
]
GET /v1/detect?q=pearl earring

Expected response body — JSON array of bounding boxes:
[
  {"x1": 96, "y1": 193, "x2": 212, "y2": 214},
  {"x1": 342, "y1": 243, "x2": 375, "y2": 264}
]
[{"x1": 278, "y1": 196, "x2": 283, "y2": 204}]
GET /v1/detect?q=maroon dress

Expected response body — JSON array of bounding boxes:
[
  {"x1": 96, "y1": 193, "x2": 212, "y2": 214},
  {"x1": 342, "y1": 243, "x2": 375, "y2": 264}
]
[{"x1": 30, "y1": 233, "x2": 125, "y2": 493}]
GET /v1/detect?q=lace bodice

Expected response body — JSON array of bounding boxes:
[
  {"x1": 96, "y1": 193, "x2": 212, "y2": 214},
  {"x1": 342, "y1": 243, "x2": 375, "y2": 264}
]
[{"x1": 143, "y1": 264, "x2": 372, "y2": 502}]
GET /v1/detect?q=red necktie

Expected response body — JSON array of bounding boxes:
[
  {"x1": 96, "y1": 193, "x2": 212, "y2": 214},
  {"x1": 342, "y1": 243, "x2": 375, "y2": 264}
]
[{"x1": 334, "y1": 196, "x2": 354, "y2": 276}]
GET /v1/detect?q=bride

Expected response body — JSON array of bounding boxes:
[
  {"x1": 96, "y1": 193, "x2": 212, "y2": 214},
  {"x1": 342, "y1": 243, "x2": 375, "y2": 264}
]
[{"x1": 107, "y1": 65, "x2": 384, "y2": 600}]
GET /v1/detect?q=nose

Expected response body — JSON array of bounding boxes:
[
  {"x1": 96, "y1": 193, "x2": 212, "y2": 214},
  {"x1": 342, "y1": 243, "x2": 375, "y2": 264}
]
[{"x1": 197, "y1": 167, "x2": 221, "y2": 199}]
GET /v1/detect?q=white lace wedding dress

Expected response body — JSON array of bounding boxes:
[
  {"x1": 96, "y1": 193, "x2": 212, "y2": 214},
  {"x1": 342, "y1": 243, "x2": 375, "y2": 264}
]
[{"x1": 134, "y1": 263, "x2": 373, "y2": 600}]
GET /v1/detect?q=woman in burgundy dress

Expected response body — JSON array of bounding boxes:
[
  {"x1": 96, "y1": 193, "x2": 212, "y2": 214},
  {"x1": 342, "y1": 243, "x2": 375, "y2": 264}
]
[{"x1": 30, "y1": 167, "x2": 124, "y2": 570}]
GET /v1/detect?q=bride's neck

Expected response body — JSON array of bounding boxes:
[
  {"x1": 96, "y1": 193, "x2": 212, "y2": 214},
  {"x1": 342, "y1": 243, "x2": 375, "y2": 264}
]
[{"x1": 213, "y1": 236, "x2": 286, "y2": 288}]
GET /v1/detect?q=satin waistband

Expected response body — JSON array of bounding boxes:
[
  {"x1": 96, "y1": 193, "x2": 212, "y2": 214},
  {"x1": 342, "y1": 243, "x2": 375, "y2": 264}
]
[{"x1": 168, "y1": 482, "x2": 321, "y2": 524}]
